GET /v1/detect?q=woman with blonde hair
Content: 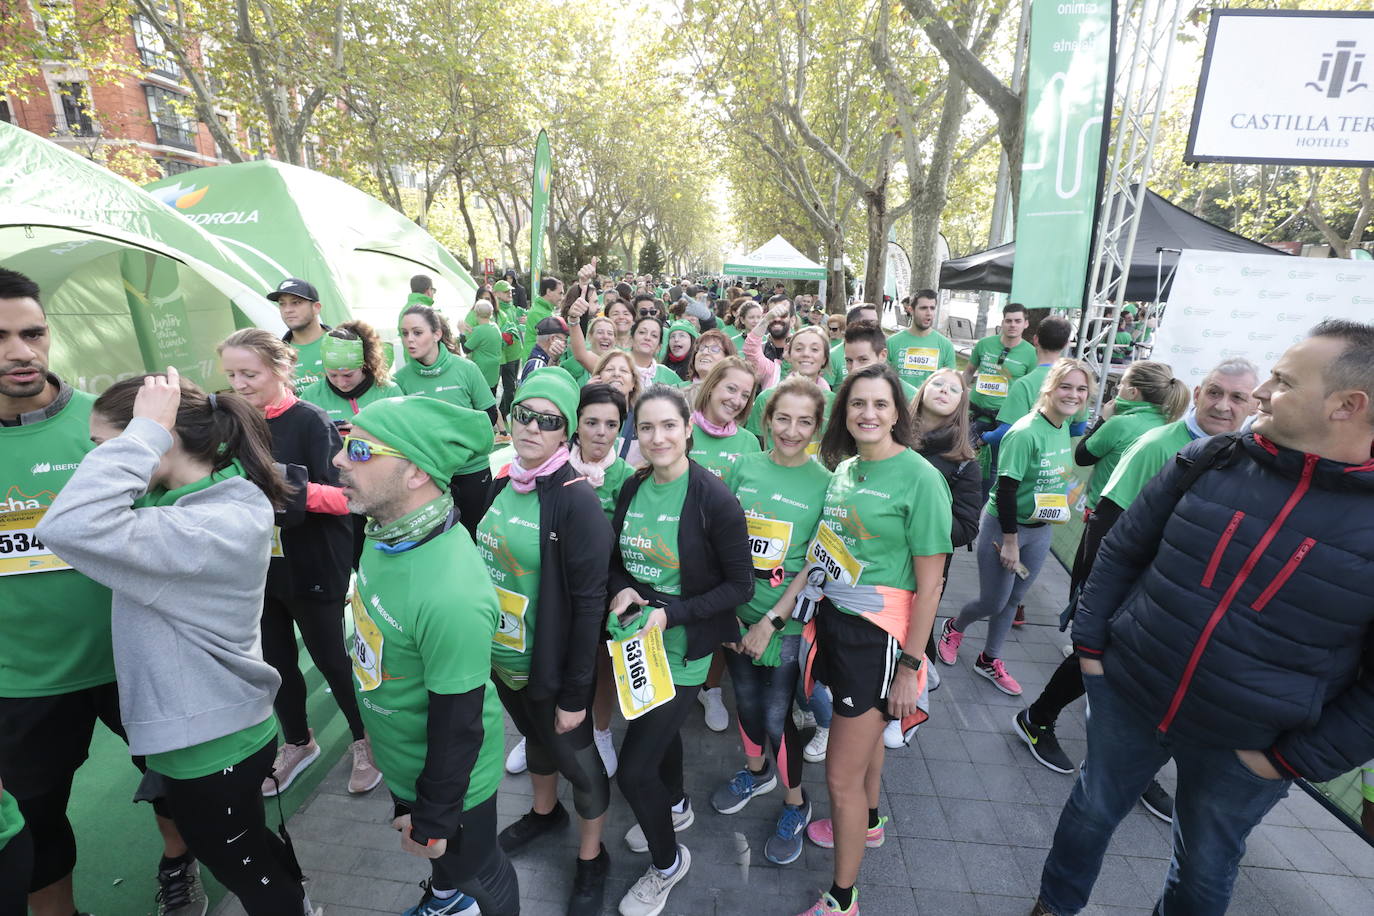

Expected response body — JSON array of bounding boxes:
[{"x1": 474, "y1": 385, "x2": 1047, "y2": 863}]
[
  {"x1": 590, "y1": 349, "x2": 644, "y2": 465},
  {"x1": 688, "y1": 357, "x2": 761, "y2": 480},
  {"x1": 682, "y1": 329, "x2": 737, "y2": 405}
]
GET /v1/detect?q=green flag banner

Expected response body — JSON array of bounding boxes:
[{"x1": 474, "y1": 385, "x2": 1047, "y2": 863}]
[
  {"x1": 1009, "y1": 2, "x2": 1115, "y2": 311},
  {"x1": 530, "y1": 130, "x2": 552, "y2": 292}
]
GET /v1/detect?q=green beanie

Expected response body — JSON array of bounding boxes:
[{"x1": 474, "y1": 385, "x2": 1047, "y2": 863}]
[
  {"x1": 666, "y1": 320, "x2": 699, "y2": 341},
  {"x1": 512, "y1": 366, "x2": 579, "y2": 426},
  {"x1": 351, "y1": 397, "x2": 493, "y2": 485}
]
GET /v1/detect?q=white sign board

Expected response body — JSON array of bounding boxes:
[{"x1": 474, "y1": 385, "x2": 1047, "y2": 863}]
[
  {"x1": 1186, "y1": 10, "x2": 1374, "y2": 167},
  {"x1": 1153, "y1": 250, "x2": 1374, "y2": 383}
]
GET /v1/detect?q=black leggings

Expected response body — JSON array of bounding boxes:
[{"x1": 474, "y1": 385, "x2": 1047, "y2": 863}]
[
  {"x1": 724, "y1": 640, "x2": 804, "y2": 789},
  {"x1": 1029, "y1": 651, "x2": 1085, "y2": 727},
  {"x1": 394, "y1": 792, "x2": 519, "y2": 915},
  {"x1": 494, "y1": 681, "x2": 610, "y2": 820},
  {"x1": 499, "y1": 361, "x2": 520, "y2": 420},
  {"x1": 449, "y1": 469, "x2": 494, "y2": 541},
  {"x1": 617, "y1": 685, "x2": 699, "y2": 870},
  {"x1": 260, "y1": 594, "x2": 365, "y2": 744},
  {"x1": 161, "y1": 739, "x2": 306, "y2": 915},
  {"x1": 0, "y1": 822, "x2": 32, "y2": 911}
]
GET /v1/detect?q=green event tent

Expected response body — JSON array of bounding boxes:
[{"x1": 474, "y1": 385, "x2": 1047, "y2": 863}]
[
  {"x1": 145, "y1": 161, "x2": 477, "y2": 337},
  {"x1": 0, "y1": 122, "x2": 280, "y2": 393}
]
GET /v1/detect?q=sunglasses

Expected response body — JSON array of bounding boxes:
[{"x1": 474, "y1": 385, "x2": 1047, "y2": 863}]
[
  {"x1": 512, "y1": 404, "x2": 567, "y2": 431},
  {"x1": 639, "y1": 308, "x2": 658, "y2": 316},
  {"x1": 343, "y1": 435, "x2": 407, "y2": 462}
]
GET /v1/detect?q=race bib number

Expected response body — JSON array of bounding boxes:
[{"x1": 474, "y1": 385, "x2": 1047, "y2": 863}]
[
  {"x1": 901, "y1": 347, "x2": 939, "y2": 372},
  {"x1": 746, "y1": 515, "x2": 793, "y2": 571},
  {"x1": 1031, "y1": 493, "x2": 1071, "y2": 524},
  {"x1": 607, "y1": 627, "x2": 676, "y2": 720},
  {"x1": 349, "y1": 591, "x2": 385, "y2": 692},
  {"x1": 0, "y1": 507, "x2": 69, "y2": 577},
  {"x1": 270, "y1": 527, "x2": 284, "y2": 559},
  {"x1": 975, "y1": 374, "x2": 1009, "y2": 398},
  {"x1": 807, "y1": 523, "x2": 864, "y2": 586},
  {"x1": 493, "y1": 586, "x2": 530, "y2": 652}
]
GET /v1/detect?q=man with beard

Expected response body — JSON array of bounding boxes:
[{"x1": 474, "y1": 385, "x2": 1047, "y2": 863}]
[
  {"x1": 267, "y1": 277, "x2": 330, "y2": 391},
  {"x1": 885, "y1": 288, "x2": 957, "y2": 388}
]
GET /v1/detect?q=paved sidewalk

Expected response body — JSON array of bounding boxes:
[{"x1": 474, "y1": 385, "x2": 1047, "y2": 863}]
[{"x1": 215, "y1": 548, "x2": 1374, "y2": 916}]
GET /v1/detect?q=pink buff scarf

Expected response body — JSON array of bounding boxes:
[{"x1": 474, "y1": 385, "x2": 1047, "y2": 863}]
[
  {"x1": 569, "y1": 444, "x2": 617, "y2": 488},
  {"x1": 691, "y1": 409, "x2": 736, "y2": 438},
  {"x1": 509, "y1": 444, "x2": 571, "y2": 493}
]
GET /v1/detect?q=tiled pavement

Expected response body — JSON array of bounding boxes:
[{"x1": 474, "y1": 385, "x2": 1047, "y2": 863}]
[{"x1": 215, "y1": 549, "x2": 1374, "y2": 916}]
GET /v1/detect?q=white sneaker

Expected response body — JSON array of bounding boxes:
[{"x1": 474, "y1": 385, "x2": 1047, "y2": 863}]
[
  {"x1": 883, "y1": 719, "x2": 905, "y2": 749},
  {"x1": 803, "y1": 726, "x2": 829, "y2": 763},
  {"x1": 347, "y1": 737, "x2": 383, "y2": 794},
  {"x1": 926, "y1": 659, "x2": 941, "y2": 691},
  {"x1": 625, "y1": 798, "x2": 694, "y2": 853},
  {"x1": 505, "y1": 737, "x2": 528, "y2": 775},
  {"x1": 595, "y1": 727, "x2": 618, "y2": 779},
  {"x1": 792, "y1": 706, "x2": 817, "y2": 730},
  {"x1": 698, "y1": 687, "x2": 728, "y2": 732},
  {"x1": 618, "y1": 845, "x2": 691, "y2": 916},
  {"x1": 262, "y1": 731, "x2": 320, "y2": 796}
]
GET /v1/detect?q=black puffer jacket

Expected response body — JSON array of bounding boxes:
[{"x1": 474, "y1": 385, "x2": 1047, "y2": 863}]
[
  {"x1": 1074, "y1": 433, "x2": 1374, "y2": 781},
  {"x1": 918, "y1": 428, "x2": 982, "y2": 549}
]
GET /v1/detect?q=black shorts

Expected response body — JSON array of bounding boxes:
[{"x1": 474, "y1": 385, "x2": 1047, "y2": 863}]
[
  {"x1": 809, "y1": 600, "x2": 901, "y2": 719},
  {"x1": 0, "y1": 682, "x2": 127, "y2": 799}
]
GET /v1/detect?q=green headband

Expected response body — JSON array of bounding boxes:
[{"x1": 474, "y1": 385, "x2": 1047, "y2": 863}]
[{"x1": 322, "y1": 335, "x2": 365, "y2": 370}]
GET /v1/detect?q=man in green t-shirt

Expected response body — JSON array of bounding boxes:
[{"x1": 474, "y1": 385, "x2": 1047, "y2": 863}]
[
  {"x1": 886, "y1": 288, "x2": 957, "y2": 388},
  {"x1": 493, "y1": 279, "x2": 525, "y2": 424},
  {"x1": 522, "y1": 275, "x2": 565, "y2": 362},
  {"x1": 843, "y1": 321, "x2": 918, "y2": 404},
  {"x1": 0, "y1": 268, "x2": 202, "y2": 916},
  {"x1": 407, "y1": 273, "x2": 436, "y2": 310},
  {"x1": 337, "y1": 395, "x2": 516, "y2": 916},
  {"x1": 986, "y1": 316, "x2": 1083, "y2": 444},
  {"x1": 963, "y1": 301, "x2": 1036, "y2": 432},
  {"x1": 267, "y1": 277, "x2": 331, "y2": 391}
]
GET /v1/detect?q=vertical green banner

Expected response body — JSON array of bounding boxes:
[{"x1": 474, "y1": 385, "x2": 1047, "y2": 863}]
[
  {"x1": 1009, "y1": 1, "x2": 1114, "y2": 311},
  {"x1": 120, "y1": 251, "x2": 200, "y2": 380},
  {"x1": 530, "y1": 129, "x2": 552, "y2": 292}
]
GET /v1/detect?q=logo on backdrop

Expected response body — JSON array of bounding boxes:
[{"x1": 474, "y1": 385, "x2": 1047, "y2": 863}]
[
  {"x1": 150, "y1": 182, "x2": 260, "y2": 224},
  {"x1": 1306, "y1": 41, "x2": 1368, "y2": 98}
]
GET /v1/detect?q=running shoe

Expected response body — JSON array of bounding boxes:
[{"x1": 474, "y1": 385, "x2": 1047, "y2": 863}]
[
  {"x1": 618, "y1": 844, "x2": 691, "y2": 916},
  {"x1": 803, "y1": 726, "x2": 829, "y2": 763},
  {"x1": 974, "y1": 655, "x2": 1022, "y2": 696},
  {"x1": 711, "y1": 764, "x2": 777, "y2": 814},
  {"x1": 764, "y1": 793, "x2": 812, "y2": 865},
  {"x1": 348, "y1": 737, "x2": 383, "y2": 794},
  {"x1": 1014, "y1": 709, "x2": 1073, "y2": 773},
  {"x1": 1013, "y1": 604, "x2": 1026, "y2": 627},
  {"x1": 505, "y1": 736, "x2": 528, "y2": 775},
  {"x1": 935, "y1": 618, "x2": 963, "y2": 666},
  {"x1": 805, "y1": 814, "x2": 887, "y2": 849},
  {"x1": 262, "y1": 731, "x2": 320, "y2": 796},
  {"x1": 625, "y1": 798, "x2": 694, "y2": 853},
  {"x1": 882, "y1": 719, "x2": 904, "y2": 749},
  {"x1": 499, "y1": 801, "x2": 570, "y2": 852},
  {"x1": 594, "y1": 727, "x2": 619, "y2": 778},
  {"x1": 698, "y1": 687, "x2": 729, "y2": 732},
  {"x1": 793, "y1": 707, "x2": 818, "y2": 730},
  {"x1": 400, "y1": 881, "x2": 478, "y2": 916},
  {"x1": 794, "y1": 890, "x2": 858, "y2": 916},
  {"x1": 155, "y1": 858, "x2": 207, "y2": 916},
  {"x1": 567, "y1": 845, "x2": 611, "y2": 916},
  {"x1": 1140, "y1": 779, "x2": 1175, "y2": 824}
]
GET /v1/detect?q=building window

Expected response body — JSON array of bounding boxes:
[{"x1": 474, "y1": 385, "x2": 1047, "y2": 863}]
[
  {"x1": 0, "y1": 98, "x2": 12, "y2": 124},
  {"x1": 131, "y1": 15, "x2": 179, "y2": 78},
  {"x1": 160, "y1": 158, "x2": 198, "y2": 176},
  {"x1": 57, "y1": 82, "x2": 93, "y2": 136},
  {"x1": 144, "y1": 85, "x2": 197, "y2": 150}
]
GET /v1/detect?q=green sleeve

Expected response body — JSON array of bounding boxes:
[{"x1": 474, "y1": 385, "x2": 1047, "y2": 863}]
[
  {"x1": 906, "y1": 468, "x2": 954, "y2": 557},
  {"x1": 1086, "y1": 416, "x2": 1126, "y2": 458},
  {"x1": 458, "y1": 357, "x2": 498, "y2": 410},
  {"x1": 997, "y1": 376, "x2": 1034, "y2": 424},
  {"x1": 940, "y1": 336, "x2": 957, "y2": 369},
  {"x1": 996, "y1": 423, "x2": 1034, "y2": 482}
]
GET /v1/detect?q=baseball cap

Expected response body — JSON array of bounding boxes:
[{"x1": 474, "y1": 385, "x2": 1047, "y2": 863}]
[
  {"x1": 535, "y1": 316, "x2": 570, "y2": 336},
  {"x1": 266, "y1": 278, "x2": 320, "y2": 302},
  {"x1": 493, "y1": 280, "x2": 512, "y2": 292}
]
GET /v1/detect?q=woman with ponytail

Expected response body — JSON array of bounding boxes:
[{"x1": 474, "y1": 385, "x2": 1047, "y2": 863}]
[{"x1": 36, "y1": 369, "x2": 318, "y2": 916}]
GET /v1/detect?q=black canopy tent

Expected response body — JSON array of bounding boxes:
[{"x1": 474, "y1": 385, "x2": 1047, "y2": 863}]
[{"x1": 939, "y1": 186, "x2": 1287, "y2": 301}]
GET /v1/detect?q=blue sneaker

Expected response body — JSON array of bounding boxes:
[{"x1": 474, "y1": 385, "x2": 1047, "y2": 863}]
[
  {"x1": 711, "y1": 763, "x2": 777, "y2": 814},
  {"x1": 401, "y1": 883, "x2": 478, "y2": 916},
  {"x1": 764, "y1": 792, "x2": 812, "y2": 865}
]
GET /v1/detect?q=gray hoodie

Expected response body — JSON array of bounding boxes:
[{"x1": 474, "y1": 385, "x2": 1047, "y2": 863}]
[{"x1": 37, "y1": 417, "x2": 281, "y2": 756}]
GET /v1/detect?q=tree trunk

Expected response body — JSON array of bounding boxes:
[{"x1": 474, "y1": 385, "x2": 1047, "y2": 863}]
[
  {"x1": 454, "y1": 175, "x2": 479, "y2": 271},
  {"x1": 824, "y1": 234, "x2": 846, "y2": 307},
  {"x1": 862, "y1": 145, "x2": 893, "y2": 307}
]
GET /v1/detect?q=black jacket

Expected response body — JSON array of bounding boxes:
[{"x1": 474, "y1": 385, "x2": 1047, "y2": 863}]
[
  {"x1": 1075, "y1": 434, "x2": 1374, "y2": 782},
  {"x1": 266, "y1": 400, "x2": 352, "y2": 602},
  {"x1": 491, "y1": 464, "x2": 613, "y2": 713},
  {"x1": 609, "y1": 461, "x2": 754, "y2": 661},
  {"x1": 920, "y1": 449, "x2": 982, "y2": 550}
]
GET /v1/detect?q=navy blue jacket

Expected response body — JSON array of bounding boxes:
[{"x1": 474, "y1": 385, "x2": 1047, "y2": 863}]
[{"x1": 1074, "y1": 434, "x2": 1374, "y2": 782}]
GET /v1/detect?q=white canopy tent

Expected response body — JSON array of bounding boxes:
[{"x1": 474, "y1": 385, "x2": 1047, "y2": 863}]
[{"x1": 723, "y1": 235, "x2": 829, "y2": 306}]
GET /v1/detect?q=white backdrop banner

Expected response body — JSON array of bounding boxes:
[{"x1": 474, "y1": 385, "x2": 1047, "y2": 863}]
[
  {"x1": 1152, "y1": 250, "x2": 1374, "y2": 382},
  {"x1": 1186, "y1": 10, "x2": 1374, "y2": 167}
]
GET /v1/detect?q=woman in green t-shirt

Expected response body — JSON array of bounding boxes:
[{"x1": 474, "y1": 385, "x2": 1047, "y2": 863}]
[
  {"x1": 627, "y1": 316, "x2": 682, "y2": 391},
  {"x1": 607, "y1": 385, "x2": 753, "y2": 916},
  {"x1": 786, "y1": 363, "x2": 951, "y2": 916},
  {"x1": 689, "y1": 356, "x2": 761, "y2": 479},
  {"x1": 680, "y1": 328, "x2": 737, "y2": 406},
  {"x1": 591, "y1": 349, "x2": 644, "y2": 466},
  {"x1": 938, "y1": 358, "x2": 1094, "y2": 697},
  {"x1": 713, "y1": 377, "x2": 832, "y2": 867}
]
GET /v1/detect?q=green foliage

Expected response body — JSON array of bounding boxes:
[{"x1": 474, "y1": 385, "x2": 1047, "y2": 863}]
[{"x1": 637, "y1": 238, "x2": 665, "y2": 276}]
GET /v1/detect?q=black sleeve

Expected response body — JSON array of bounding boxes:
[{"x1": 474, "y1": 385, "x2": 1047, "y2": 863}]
[
  {"x1": 664, "y1": 476, "x2": 754, "y2": 628},
  {"x1": 409, "y1": 686, "x2": 487, "y2": 845},
  {"x1": 555, "y1": 485, "x2": 614, "y2": 712},
  {"x1": 947, "y1": 462, "x2": 983, "y2": 549},
  {"x1": 1075, "y1": 417, "x2": 1109, "y2": 466},
  {"x1": 274, "y1": 463, "x2": 310, "y2": 528},
  {"x1": 306, "y1": 408, "x2": 343, "y2": 485},
  {"x1": 996, "y1": 475, "x2": 1021, "y2": 535},
  {"x1": 485, "y1": 405, "x2": 499, "y2": 426},
  {"x1": 1089, "y1": 498, "x2": 1124, "y2": 536}
]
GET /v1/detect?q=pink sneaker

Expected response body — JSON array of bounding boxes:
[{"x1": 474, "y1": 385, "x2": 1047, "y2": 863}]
[
  {"x1": 795, "y1": 890, "x2": 859, "y2": 915},
  {"x1": 974, "y1": 655, "x2": 1023, "y2": 695},
  {"x1": 805, "y1": 815, "x2": 887, "y2": 849},
  {"x1": 935, "y1": 618, "x2": 963, "y2": 666}
]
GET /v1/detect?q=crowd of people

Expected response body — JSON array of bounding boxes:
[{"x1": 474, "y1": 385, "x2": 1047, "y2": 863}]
[{"x1": 1, "y1": 262, "x2": 1372, "y2": 916}]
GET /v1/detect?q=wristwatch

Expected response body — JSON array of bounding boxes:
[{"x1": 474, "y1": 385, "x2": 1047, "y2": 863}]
[
  {"x1": 766, "y1": 613, "x2": 787, "y2": 632},
  {"x1": 897, "y1": 652, "x2": 924, "y2": 672}
]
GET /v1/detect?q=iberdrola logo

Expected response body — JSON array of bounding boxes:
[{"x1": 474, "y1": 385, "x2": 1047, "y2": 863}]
[
  {"x1": 149, "y1": 182, "x2": 208, "y2": 209},
  {"x1": 535, "y1": 158, "x2": 551, "y2": 195}
]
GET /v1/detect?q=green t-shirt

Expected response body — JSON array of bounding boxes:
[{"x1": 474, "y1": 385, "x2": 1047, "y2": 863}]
[
  {"x1": 147, "y1": 715, "x2": 277, "y2": 780},
  {"x1": 809, "y1": 449, "x2": 953, "y2": 616},
  {"x1": 392, "y1": 347, "x2": 497, "y2": 476},
  {"x1": 996, "y1": 364, "x2": 1088, "y2": 428},
  {"x1": 499, "y1": 308, "x2": 525, "y2": 364},
  {"x1": 638, "y1": 362, "x2": 683, "y2": 391},
  {"x1": 522, "y1": 295, "x2": 555, "y2": 361},
  {"x1": 988, "y1": 411, "x2": 1075, "y2": 525},
  {"x1": 0, "y1": 789, "x2": 24, "y2": 849},
  {"x1": 746, "y1": 385, "x2": 835, "y2": 451},
  {"x1": 967, "y1": 336, "x2": 1037, "y2": 414},
  {"x1": 0, "y1": 389, "x2": 116, "y2": 697},
  {"x1": 825, "y1": 341, "x2": 846, "y2": 390},
  {"x1": 464, "y1": 321, "x2": 504, "y2": 389},
  {"x1": 724, "y1": 452, "x2": 832, "y2": 633},
  {"x1": 1082, "y1": 400, "x2": 1168, "y2": 509},
  {"x1": 476, "y1": 486, "x2": 543, "y2": 689},
  {"x1": 299, "y1": 377, "x2": 402, "y2": 425},
  {"x1": 689, "y1": 423, "x2": 761, "y2": 480},
  {"x1": 563, "y1": 356, "x2": 591, "y2": 388},
  {"x1": 351, "y1": 525, "x2": 505, "y2": 809},
  {"x1": 593, "y1": 458, "x2": 635, "y2": 521},
  {"x1": 726, "y1": 327, "x2": 744, "y2": 348},
  {"x1": 618, "y1": 471, "x2": 709, "y2": 686},
  {"x1": 289, "y1": 334, "x2": 326, "y2": 391},
  {"x1": 1099, "y1": 419, "x2": 1194, "y2": 510},
  {"x1": 885, "y1": 328, "x2": 957, "y2": 388}
]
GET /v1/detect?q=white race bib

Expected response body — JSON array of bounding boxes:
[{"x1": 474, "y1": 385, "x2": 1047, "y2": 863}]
[
  {"x1": 493, "y1": 586, "x2": 530, "y2": 652},
  {"x1": 746, "y1": 515, "x2": 793, "y2": 572},
  {"x1": 349, "y1": 591, "x2": 385, "y2": 692},
  {"x1": 807, "y1": 523, "x2": 864, "y2": 586},
  {"x1": 0, "y1": 507, "x2": 69, "y2": 577},
  {"x1": 901, "y1": 347, "x2": 939, "y2": 372},
  {"x1": 975, "y1": 374, "x2": 1009, "y2": 398},
  {"x1": 1031, "y1": 493, "x2": 1071, "y2": 524}
]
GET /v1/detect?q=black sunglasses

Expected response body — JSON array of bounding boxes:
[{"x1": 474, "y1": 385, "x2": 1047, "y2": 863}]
[
  {"x1": 639, "y1": 307, "x2": 658, "y2": 316},
  {"x1": 512, "y1": 404, "x2": 567, "y2": 432}
]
